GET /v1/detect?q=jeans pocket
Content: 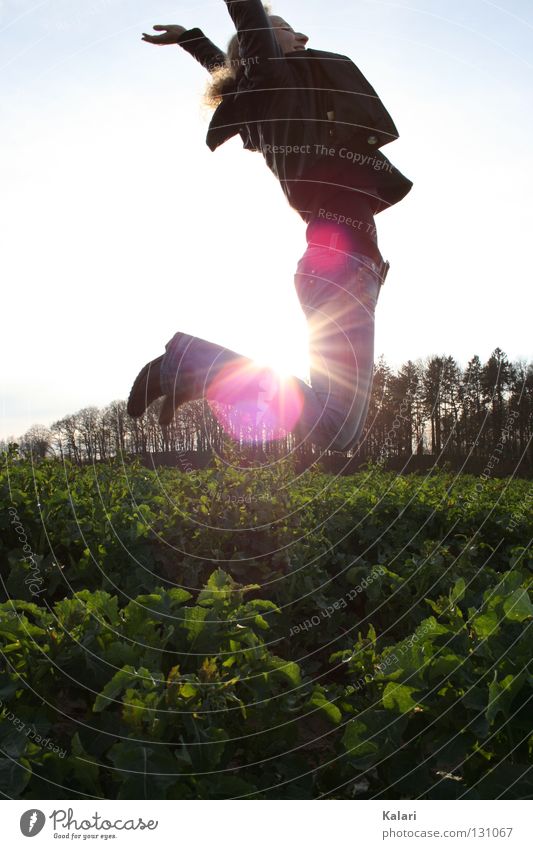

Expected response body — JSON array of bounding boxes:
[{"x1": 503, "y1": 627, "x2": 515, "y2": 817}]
[
  {"x1": 294, "y1": 254, "x2": 317, "y2": 303},
  {"x1": 346, "y1": 254, "x2": 380, "y2": 280},
  {"x1": 350, "y1": 264, "x2": 381, "y2": 312}
]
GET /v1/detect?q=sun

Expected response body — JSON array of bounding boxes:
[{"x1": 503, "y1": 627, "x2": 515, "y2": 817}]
[{"x1": 250, "y1": 334, "x2": 310, "y2": 382}]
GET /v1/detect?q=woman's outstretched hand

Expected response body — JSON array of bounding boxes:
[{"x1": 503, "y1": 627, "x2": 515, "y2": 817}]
[{"x1": 141, "y1": 25, "x2": 187, "y2": 45}]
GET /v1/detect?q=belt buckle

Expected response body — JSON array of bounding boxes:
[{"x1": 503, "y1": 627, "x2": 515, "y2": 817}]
[
  {"x1": 369, "y1": 258, "x2": 389, "y2": 285},
  {"x1": 379, "y1": 260, "x2": 390, "y2": 285}
]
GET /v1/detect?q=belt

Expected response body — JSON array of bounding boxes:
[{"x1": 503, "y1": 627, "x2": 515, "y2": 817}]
[
  {"x1": 356, "y1": 255, "x2": 390, "y2": 287},
  {"x1": 373, "y1": 257, "x2": 390, "y2": 286},
  {"x1": 307, "y1": 227, "x2": 390, "y2": 286}
]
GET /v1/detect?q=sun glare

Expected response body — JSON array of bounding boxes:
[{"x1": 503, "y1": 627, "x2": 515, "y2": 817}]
[{"x1": 251, "y1": 339, "x2": 310, "y2": 382}]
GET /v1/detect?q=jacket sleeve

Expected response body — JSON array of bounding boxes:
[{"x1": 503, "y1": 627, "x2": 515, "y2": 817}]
[
  {"x1": 223, "y1": 0, "x2": 288, "y2": 82},
  {"x1": 176, "y1": 27, "x2": 227, "y2": 73}
]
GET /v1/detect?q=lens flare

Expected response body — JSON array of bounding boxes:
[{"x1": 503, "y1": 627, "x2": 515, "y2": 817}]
[{"x1": 205, "y1": 361, "x2": 304, "y2": 443}]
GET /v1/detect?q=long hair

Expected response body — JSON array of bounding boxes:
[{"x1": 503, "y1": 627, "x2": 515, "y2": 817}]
[{"x1": 205, "y1": 4, "x2": 272, "y2": 108}]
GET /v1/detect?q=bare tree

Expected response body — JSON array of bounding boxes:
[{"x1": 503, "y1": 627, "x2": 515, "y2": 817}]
[
  {"x1": 18, "y1": 424, "x2": 54, "y2": 459},
  {"x1": 16, "y1": 350, "x2": 532, "y2": 469},
  {"x1": 76, "y1": 407, "x2": 101, "y2": 463},
  {"x1": 51, "y1": 414, "x2": 82, "y2": 464}
]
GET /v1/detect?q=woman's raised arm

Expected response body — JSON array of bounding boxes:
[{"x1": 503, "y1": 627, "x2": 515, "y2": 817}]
[
  {"x1": 223, "y1": 0, "x2": 283, "y2": 63},
  {"x1": 142, "y1": 25, "x2": 227, "y2": 73}
]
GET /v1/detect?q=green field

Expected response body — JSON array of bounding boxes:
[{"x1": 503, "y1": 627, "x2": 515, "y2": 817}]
[{"x1": 1, "y1": 451, "x2": 532, "y2": 799}]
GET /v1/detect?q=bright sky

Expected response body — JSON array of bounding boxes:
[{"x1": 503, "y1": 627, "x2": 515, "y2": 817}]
[{"x1": 1, "y1": 0, "x2": 532, "y2": 440}]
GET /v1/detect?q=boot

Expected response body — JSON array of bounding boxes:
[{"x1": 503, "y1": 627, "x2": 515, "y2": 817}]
[{"x1": 126, "y1": 355, "x2": 164, "y2": 418}]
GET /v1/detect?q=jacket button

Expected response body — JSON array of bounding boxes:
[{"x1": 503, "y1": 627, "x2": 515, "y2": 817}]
[{"x1": 367, "y1": 135, "x2": 378, "y2": 145}]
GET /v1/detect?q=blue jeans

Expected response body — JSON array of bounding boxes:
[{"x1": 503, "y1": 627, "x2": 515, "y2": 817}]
[{"x1": 160, "y1": 245, "x2": 381, "y2": 452}]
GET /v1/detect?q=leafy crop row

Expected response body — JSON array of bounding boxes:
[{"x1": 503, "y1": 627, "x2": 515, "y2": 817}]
[{"x1": 1, "y1": 453, "x2": 531, "y2": 798}]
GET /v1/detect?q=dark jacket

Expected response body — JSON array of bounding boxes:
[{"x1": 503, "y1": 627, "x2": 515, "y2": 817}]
[{"x1": 177, "y1": 0, "x2": 412, "y2": 221}]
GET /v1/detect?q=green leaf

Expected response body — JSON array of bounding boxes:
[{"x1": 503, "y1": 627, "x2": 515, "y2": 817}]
[
  {"x1": 108, "y1": 742, "x2": 178, "y2": 798},
  {"x1": 122, "y1": 691, "x2": 148, "y2": 730},
  {"x1": 484, "y1": 572, "x2": 524, "y2": 612},
  {"x1": 472, "y1": 611, "x2": 500, "y2": 639},
  {"x1": 245, "y1": 599, "x2": 280, "y2": 614},
  {"x1": 0, "y1": 673, "x2": 19, "y2": 701},
  {"x1": 486, "y1": 673, "x2": 526, "y2": 725},
  {"x1": 342, "y1": 710, "x2": 407, "y2": 768},
  {"x1": 93, "y1": 665, "x2": 142, "y2": 712},
  {"x1": 54, "y1": 597, "x2": 86, "y2": 628},
  {"x1": 0, "y1": 613, "x2": 47, "y2": 640},
  {"x1": 415, "y1": 616, "x2": 450, "y2": 639},
  {"x1": 135, "y1": 587, "x2": 192, "y2": 616},
  {"x1": 269, "y1": 656, "x2": 301, "y2": 687},
  {"x1": 497, "y1": 571, "x2": 524, "y2": 596},
  {"x1": 201, "y1": 727, "x2": 228, "y2": 768},
  {"x1": 382, "y1": 682, "x2": 419, "y2": 713},
  {"x1": 198, "y1": 569, "x2": 238, "y2": 605},
  {"x1": 450, "y1": 577, "x2": 466, "y2": 603},
  {"x1": 343, "y1": 719, "x2": 379, "y2": 760},
  {"x1": 101, "y1": 640, "x2": 138, "y2": 668},
  {"x1": 70, "y1": 733, "x2": 102, "y2": 795},
  {"x1": 182, "y1": 606, "x2": 208, "y2": 641},
  {"x1": 308, "y1": 688, "x2": 342, "y2": 724},
  {"x1": 427, "y1": 653, "x2": 463, "y2": 682},
  {"x1": 76, "y1": 590, "x2": 120, "y2": 624},
  {"x1": 0, "y1": 601, "x2": 42, "y2": 619},
  {"x1": 166, "y1": 588, "x2": 193, "y2": 606},
  {"x1": 179, "y1": 683, "x2": 198, "y2": 699},
  {"x1": 503, "y1": 589, "x2": 533, "y2": 622}
]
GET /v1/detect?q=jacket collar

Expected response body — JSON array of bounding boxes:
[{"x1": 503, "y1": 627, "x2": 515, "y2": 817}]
[{"x1": 206, "y1": 94, "x2": 240, "y2": 151}]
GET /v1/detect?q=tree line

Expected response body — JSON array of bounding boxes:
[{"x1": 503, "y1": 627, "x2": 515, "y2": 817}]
[{"x1": 3, "y1": 348, "x2": 532, "y2": 474}]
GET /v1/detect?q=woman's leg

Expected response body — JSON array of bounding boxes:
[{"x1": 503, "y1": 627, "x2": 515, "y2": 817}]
[
  {"x1": 160, "y1": 333, "x2": 275, "y2": 407},
  {"x1": 157, "y1": 244, "x2": 380, "y2": 451},
  {"x1": 159, "y1": 333, "x2": 286, "y2": 434},
  {"x1": 290, "y1": 244, "x2": 381, "y2": 452}
]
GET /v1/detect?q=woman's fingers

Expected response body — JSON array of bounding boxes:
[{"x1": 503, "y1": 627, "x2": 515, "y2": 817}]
[
  {"x1": 142, "y1": 33, "x2": 169, "y2": 44},
  {"x1": 141, "y1": 24, "x2": 186, "y2": 44}
]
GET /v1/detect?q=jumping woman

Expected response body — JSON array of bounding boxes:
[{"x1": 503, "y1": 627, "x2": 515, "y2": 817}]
[{"x1": 127, "y1": 0, "x2": 412, "y2": 452}]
